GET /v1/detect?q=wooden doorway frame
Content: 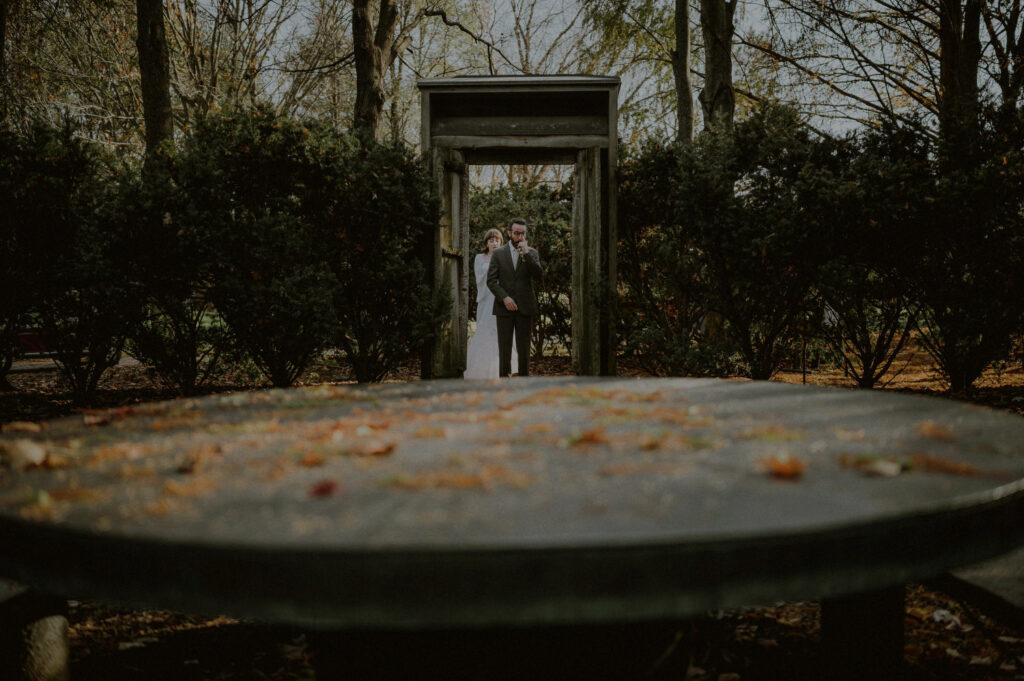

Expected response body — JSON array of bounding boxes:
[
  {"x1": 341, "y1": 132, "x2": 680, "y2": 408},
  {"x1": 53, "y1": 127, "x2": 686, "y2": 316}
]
[{"x1": 418, "y1": 76, "x2": 619, "y2": 378}]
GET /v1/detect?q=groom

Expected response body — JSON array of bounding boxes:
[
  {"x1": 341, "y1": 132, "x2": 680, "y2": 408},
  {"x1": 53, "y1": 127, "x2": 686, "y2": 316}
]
[{"x1": 487, "y1": 217, "x2": 543, "y2": 377}]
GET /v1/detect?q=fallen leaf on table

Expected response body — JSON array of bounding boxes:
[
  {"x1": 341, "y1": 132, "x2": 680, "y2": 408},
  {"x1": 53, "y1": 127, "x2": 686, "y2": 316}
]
[
  {"x1": 309, "y1": 479, "x2": 341, "y2": 498},
  {"x1": 48, "y1": 487, "x2": 110, "y2": 503},
  {"x1": 176, "y1": 444, "x2": 223, "y2": 474},
  {"x1": 351, "y1": 439, "x2": 397, "y2": 457},
  {"x1": 164, "y1": 477, "x2": 217, "y2": 497},
  {"x1": 2, "y1": 439, "x2": 48, "y2": 469},
  {"x1": 760, "y1": 453, "x2": 806, "y2": 479},
  {"x1": 910, "y1": 453, "x2": 1004, "y2": 478},
  {"x1": 414, "y1": 426, "x2": 448, "y2": 438},
  {"x1": 916, "y1": 421, "x2": 956, "y2": 441},
  {"x1": 638, "y1": 433, "x2": 664, "y2": 450},
  {"x1": 298, "y1": 451, "x2": 326, "y2": 467},
  {"x1": 838, "y1": 454, "x2": 905, "y2": 477},
  {"x1": 562, "y1": 428, "x2": 609, "y2": 447},
  {"x1": 2, "y1": 421, "x2": 42, "y2": 434}
]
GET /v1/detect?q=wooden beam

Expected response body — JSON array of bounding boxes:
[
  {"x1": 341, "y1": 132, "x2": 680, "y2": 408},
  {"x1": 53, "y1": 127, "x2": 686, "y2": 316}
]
[
  {"x1": 432, "y1": 135, "x2": 608, "y2": 150},
  {"x1": 432, "y1": 116, "x2": 607, "y2": 137},
  {"x1": 463, "y1": 148, "x2": 578, "y2": 165}
]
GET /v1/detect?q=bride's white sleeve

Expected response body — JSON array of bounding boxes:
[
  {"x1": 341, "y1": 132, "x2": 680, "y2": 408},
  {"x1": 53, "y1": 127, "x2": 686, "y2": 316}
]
[{"x1": 475, "y1": 254, "x2": 490, "y2": 304}]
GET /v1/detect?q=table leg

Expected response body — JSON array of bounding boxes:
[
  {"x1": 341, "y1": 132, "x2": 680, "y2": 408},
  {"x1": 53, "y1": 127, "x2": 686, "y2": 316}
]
[
  {"x1": 311, "y1": 620, "x2": 692, "y2": 681},
  {"x1": 0, "y1": 580, "x2": 69, "y2": 681},
  {"x1": 821, "y1": 585, "x2": 905, "y2": 681}
]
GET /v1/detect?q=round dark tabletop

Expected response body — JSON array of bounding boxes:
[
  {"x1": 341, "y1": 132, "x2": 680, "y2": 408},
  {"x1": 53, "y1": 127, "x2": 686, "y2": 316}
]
[{"x1": 2, "y1": 377, "x2": 1023, "y2": 628}]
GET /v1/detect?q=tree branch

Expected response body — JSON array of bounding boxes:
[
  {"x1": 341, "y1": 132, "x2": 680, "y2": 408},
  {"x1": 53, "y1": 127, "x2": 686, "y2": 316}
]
[{"x1": 424, "y1": 8, "x2": 524, "y2": 74}]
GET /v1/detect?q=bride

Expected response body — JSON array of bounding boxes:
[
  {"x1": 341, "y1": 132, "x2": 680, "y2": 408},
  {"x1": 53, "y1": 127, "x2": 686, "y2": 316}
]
[{"x1": 464, "y1": 228, "x2": 517, "y2": 379}]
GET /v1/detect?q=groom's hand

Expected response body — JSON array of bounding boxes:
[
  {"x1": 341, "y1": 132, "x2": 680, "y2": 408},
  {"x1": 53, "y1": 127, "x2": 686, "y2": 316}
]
[{"x1": 503, "y1": 296, "x2": 518, "y2": 311}]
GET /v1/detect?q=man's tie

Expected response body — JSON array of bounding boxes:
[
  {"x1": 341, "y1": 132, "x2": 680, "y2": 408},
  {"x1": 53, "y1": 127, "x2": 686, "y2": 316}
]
[{"x1": 511, "y1": 243, "x2": 519, "y2": 269}]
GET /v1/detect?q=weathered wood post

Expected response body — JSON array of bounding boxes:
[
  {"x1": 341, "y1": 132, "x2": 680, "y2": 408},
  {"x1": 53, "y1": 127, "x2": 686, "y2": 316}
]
[
  {"x1": 572, "y1": 147, "x2": 602, "y2": 375},
  {"x1": 429, "y1": 146, "x2": 469, "y2": 378}
]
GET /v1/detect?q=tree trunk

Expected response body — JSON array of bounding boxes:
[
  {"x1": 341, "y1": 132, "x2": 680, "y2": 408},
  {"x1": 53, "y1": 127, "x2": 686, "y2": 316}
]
[
  {"x1": 353, "y1": 0, "x2": 398, "y2": 141},
  {"x1": 699, "y1": 0, "x2": 736, "y2": 134},
  {"x1": 0, "y1": 0, "x2": 13, "y2": 116},
  {"x1": 136, "y1": 0, "x2": 173, "y2": 155},
  {"x1": 938, "y1": 0, "x2": 982, "y2": 167},
  {"x1": 672, "y1": 0, "x2": 694, "y2": 141}
]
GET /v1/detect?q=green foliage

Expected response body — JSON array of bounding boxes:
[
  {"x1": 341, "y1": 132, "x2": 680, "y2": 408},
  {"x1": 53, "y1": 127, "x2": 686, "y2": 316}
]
[
  {"x1": 617, "y1": 139, "x2": 741, "y2": 376},
  {"x1": 0, "y1": 126, "x2": 48, "y2": 388},
  {"x1": 320, "y1": 138, "x2": 443, "y2": 383},
  {"x1": 1, "y1": 121, "x2": 135, "y2": 403},
  {"x1": 815, "y1": 123, "x2": 926, "y2": 388},
  {"x1": 907, "y1": 109, "x2": 1024, "y2": 393},
  {"x1": 675, "y1": 103, "x2": 841, "y2": 379},
  {"x1": 172, "y1": 106, "x2": 341, "y2": 388},
  {"x1": 470, "y1": 182, "x2": 572, "y2": 356},
  {"x1": 117, "y1": 159, "x2": 231, "y2": 396}
]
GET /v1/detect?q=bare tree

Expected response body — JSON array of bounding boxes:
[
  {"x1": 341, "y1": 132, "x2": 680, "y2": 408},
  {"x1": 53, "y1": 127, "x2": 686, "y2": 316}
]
[
  {"x1": 983, "y1": 0, "x2": 1024, "y2": 112},
  {"x1": 674, "y1": 0, "x2": 694, "y2": 139},
  {"x1": 3, "y1": 1, "x2": 145, "y2": 147},
  {"x1": 700, "y1": 0, "x2": 736, "y2": 132},
  {"x1": 165, "y1": 0, "x2": 300, "y2": 125},
  {"x1": 352, "y1": 0, "x2": 425, "y2": 139},
  {"x1": 743, "y1": 0, "x2": 1017, "y2": 141},
  {"x1": 136, "y1": 0, "x2": 173, "y2": 154},
  {"x1": 583, "y1": 1, "x2": 699, "y2": 142}
]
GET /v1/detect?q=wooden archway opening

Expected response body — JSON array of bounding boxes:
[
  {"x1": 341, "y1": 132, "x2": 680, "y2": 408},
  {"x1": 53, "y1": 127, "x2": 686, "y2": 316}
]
[{"x1": 418, "y1": 76, "x2": 619, "y2": 378}]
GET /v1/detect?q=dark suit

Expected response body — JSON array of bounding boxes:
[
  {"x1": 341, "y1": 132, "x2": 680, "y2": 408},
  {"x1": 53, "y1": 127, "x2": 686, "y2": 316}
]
[{"x1": 487, "y1": 242, "x2": 543, "y2": 377}]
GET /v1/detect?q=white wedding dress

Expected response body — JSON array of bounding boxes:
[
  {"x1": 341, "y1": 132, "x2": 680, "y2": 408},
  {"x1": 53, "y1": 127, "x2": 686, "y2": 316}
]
[{"x1": 464, "y1": 253, "x2": 516, "y2": 379}]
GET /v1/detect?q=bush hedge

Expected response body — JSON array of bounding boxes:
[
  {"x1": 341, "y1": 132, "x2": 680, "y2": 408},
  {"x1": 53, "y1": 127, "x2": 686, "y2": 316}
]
[
  {"x1": 0, "y1": 122, "x2": 135, "y2": 403},
  {"x1": 4, "y1": 102, "x2": 1023, "y2": 398}
]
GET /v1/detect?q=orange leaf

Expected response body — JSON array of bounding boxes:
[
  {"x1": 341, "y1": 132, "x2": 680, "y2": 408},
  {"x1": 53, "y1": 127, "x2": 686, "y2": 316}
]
[
  {"x1": 916, "y1": 421, "x2": 955, "y2": 441},
  {"x1": 353, "y1": 440, "x2": 397, "y2": 457},
  {"x1": 761, "y1": 453, "x2": 806, "y2": 479},
  {"x1": 910, "y1": 453, "x2": 1004, "y2": 478},
  {"x1": 309, "y1": 479, "x2": 341, "y2": 498},
  {"x1": 299, "y1": 451, "x2": 326, "y2": 467},
  {"x1": 565, "y1": 428, "x2": 610, "y2": 447}
]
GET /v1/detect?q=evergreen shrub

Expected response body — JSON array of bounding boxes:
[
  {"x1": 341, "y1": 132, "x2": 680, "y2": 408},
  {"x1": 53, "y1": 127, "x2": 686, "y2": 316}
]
[
  {"x1": 3, "y1": 123, "x2": 136, "y2": 403},
  {"x1": 673, "y1": 104, "x2": 839, "y2": 379},
  {"x1": 171, "y1": 107, "x2": 340, "y2": 388},
  {"x1": 320, "y1": 138, "x2": 445, "y2": 383},
  {"x1": 617, "y1": 140, "x2": 740, "y2": 376},
  {"x1": 118, "y1": 158, "x2": 231, "y2": 395}
]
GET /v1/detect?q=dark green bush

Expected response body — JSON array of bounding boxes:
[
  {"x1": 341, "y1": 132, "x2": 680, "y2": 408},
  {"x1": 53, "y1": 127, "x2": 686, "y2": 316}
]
[
  {"x1": 674, "y1": 104, "x2": 840, "y2": 379},
  {"x1": 171, "y1": 107, "x2": 340, "y2": 388},
  {"x1": 5, "y1": 123, "x2": 136, "y2": 403},
  {"x1": 815, "y1": 124, "x2": 925, "y2": 388},
  {"x1": 118, "y1": 160, "x2": 231, "y2": 396},
  {"x1": 319, "y1": 138, "x2": 444, "y2": 383},
  {"x1": 908, "y1": 109, "x2": 1024, "y2": 393},
  {"x1": 469, "y1": 182, "x2": 572, "y2": 356},
  {"x1": 617, "y1": 140, "x2": 741, "y2": 376},
  {"x1": 0, "y1": 126, "x2": 46, "y2": 389}
]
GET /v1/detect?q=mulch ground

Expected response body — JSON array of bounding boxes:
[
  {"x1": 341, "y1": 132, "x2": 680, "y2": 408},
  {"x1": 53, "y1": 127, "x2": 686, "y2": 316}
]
[{"x1": 4, "y1": 349, "x2": 1024, "y2": 680}]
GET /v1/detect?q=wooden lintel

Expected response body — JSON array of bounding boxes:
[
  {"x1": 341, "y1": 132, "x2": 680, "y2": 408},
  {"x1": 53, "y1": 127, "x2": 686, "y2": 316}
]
[
  {"x1": 432, "y1": 135, "x2": 608, "y2": 150},
  {"x1": 463, "y1": 148, "x2": 578, "y2": 165},
  {"x1": 432, "y1": 116, "x2": 607, "y2": 137}
]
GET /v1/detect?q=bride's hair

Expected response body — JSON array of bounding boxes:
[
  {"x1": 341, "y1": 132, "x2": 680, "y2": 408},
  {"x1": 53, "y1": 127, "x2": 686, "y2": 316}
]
[{"x1": 481, "y1": 228, "x2": 503, "y2": 253}]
